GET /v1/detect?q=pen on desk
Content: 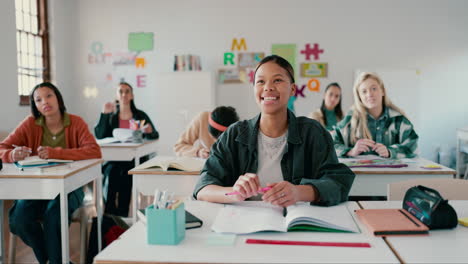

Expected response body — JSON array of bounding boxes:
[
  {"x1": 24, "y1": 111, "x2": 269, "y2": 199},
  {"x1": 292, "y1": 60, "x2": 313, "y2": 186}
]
[{"x1": 225, "y1": 186, "x2": 272, "y2": 196}]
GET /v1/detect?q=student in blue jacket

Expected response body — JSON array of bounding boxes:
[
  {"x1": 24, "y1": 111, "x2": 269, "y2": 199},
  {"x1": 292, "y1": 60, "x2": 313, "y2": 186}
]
[{"x1": 194, "y1": 55, "x2": 355, "y2": 207}]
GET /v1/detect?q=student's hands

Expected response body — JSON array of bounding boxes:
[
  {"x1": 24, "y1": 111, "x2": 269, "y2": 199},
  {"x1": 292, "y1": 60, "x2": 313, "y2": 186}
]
[
  {"x1": 197, "y1": 148, "x2": 210, "y2": 159},
  {"x1": 10, "y1": 146, "x2": 32, "y2": 161},
  {"x1": 37, "y1": 146, "x2": 52, "y2": 159},
  {"x1": 347, "y1": 139, "x2": 375, "y2": 157},
  {"x1": 141, "y1": 124, "x2": 153, "y2": 134},
  {"x1": 102, "y1": 102, "x2": 116, "y2": 114},
  {"x1": 231, "y1": 173, "x2": 261, "y2": 201},
  {"x1": 372, "y1": 143, "x2": 390, "y2": 158},
  {"x1": 262, "y1": 182, "x2": 300, "y2": 207}
]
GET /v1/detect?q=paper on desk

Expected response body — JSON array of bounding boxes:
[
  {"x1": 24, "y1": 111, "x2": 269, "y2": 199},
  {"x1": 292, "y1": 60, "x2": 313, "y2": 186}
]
[{"x1": 205, "y1": 233, "x2": 237, "y2": 246}]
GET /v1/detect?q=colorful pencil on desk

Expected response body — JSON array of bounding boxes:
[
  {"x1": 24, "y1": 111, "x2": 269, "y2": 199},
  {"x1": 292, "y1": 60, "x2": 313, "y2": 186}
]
[
  {"x1": 246, "y1": 239, "x2": 371, "y2": 248},
  {"x1": 169, "y1": 200, "x2": 183, "y2": 210},
  {"x1": 225, "y1": 186, "x2": 272, "y2": 196}
]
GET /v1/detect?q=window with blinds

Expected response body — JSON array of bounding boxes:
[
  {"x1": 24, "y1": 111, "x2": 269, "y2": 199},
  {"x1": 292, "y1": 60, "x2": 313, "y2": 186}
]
[{"x1": 15, "y1": 0, "x2": 50, "y2": 105}]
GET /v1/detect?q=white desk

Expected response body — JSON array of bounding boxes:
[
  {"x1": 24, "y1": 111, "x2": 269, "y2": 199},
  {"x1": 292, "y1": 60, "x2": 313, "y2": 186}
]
[
  {"x1": 99, "y1": 139, "x2": 158, "y2": 166},
  {"x1": 94, "y1": 200, "x2": 398, "y2": 263},
  {"x1": 456, "y1": 127, "x2": 468, "y2": 178},
  {"x1": 0, "y1": 159, "x2": 103, "y2": 264},
  {"x1": 342, "y1": 158, "x2": 456, "y2": 197},
  {"x1": 360, "y1": 200, "x2": 468, "y2": 263},
  {"x1": 128, "y1": 168, "x2": 200, "y2": 224}
]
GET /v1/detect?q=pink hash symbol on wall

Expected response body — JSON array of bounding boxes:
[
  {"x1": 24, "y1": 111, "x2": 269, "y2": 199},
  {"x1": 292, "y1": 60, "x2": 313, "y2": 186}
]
[{"x1": 300, "y1": 43, "x2": 324, "y2": 61}]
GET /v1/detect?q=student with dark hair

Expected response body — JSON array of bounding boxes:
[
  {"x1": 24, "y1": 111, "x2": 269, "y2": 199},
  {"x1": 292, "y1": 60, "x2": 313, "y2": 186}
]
[
  {"x1": 309, "y1": 82, "x2": 344, "y2": 131},
  {"x1": 194, "y1": 55, "x2": 354, "y2": 207},
  {"x1": 95, "y1": 81, "x2": 159, "y2": 216},
  {"x1": 0, "y1": 82, "x2": 101, "y2": 264},
  {"x1": 174, "y1": 106, "x2": 239, "y2": 159}
]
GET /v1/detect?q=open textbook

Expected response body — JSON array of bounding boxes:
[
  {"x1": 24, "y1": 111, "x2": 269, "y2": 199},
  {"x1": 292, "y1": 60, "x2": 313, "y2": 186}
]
[
  {"x1": 211, "y1": 202, "x2": 359, "y2": 234},
  {"x1": 132, "y1": 156, "x2": 205, "y2": 171},
  {"x1": 16, "y1": 156, "x2": 73, "y2": 167}
]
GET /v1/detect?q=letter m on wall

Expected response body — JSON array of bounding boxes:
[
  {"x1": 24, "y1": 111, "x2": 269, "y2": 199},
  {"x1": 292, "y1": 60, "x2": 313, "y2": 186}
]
[{"x1": 231, "y1": 38, "x2": 247, "y2": 51}]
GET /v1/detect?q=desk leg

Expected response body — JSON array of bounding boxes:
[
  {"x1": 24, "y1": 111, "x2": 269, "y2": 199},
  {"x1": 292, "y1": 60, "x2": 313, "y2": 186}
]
[
  {"x1": 96, "y1": 174, "x2": 103, "y2": 251},
  {"x1": 132, "y1": 157, "x2": 140, "y2": 224},
  {"x1": 60, "y1": 190, "x2": 69, "y2": 264},
  {"x1": 0, "y1": 200, "x2": 4, "y2": 264}
]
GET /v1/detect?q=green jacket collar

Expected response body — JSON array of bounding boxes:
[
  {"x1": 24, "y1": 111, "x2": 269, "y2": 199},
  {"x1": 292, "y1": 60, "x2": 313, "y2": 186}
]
[{"x1": 236, "y1": 110, "x2": 302, "y2": 151}]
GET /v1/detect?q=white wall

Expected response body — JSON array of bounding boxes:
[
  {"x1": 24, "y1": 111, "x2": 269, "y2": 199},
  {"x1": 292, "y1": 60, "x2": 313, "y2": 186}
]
[
  {"x1": 1, "y1": 0, "x2": 467, "y2": 163},
  {"x1": 0, "y1": 0, "x2": 78, "y2": 130},
  {"x1": 0, "y1": 0, "x2": 29, "y2": 130}
]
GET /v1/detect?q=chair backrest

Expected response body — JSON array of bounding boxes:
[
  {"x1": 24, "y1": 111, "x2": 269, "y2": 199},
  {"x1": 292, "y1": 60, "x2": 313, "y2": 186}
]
[{"x1": 387, "y1": 178, "x2": 468, "y2": 201}]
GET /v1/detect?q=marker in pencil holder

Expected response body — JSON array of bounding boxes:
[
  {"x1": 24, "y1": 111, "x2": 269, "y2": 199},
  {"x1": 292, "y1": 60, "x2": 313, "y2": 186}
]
[{"x1": 146, "y1": 203, "x2": 185, "y2": 245}]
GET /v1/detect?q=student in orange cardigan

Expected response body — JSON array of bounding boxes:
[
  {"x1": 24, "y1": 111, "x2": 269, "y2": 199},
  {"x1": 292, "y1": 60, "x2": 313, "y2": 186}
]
[{"x1": 0, "y1": 82, "x2": 101, "y2": 264}]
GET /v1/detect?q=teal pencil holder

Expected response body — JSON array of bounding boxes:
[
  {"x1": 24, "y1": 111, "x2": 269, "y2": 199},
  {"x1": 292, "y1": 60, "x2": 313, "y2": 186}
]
[{"x1": 146, "y1": 203, "x2": 185, "y2": 245}]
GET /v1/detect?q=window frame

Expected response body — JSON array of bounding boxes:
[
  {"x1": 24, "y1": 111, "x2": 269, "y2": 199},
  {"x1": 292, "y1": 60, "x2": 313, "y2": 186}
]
[{"x1": 16, "y1": 0, "x2": 51, "y2": 106}]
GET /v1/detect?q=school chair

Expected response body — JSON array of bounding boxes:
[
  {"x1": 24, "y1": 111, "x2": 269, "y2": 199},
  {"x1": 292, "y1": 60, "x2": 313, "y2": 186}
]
[
  {"x1": 387, "y1": 178, "x2": 468, "y2": 201},
  {"x1": 8, "y1": 199, "x2": 95, "y2": 264}
]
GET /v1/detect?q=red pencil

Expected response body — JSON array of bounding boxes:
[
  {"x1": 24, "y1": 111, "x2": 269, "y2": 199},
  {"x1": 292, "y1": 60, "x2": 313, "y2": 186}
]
[{"x1": 246, "y1": 239, "x2": 371, "y2": 248}]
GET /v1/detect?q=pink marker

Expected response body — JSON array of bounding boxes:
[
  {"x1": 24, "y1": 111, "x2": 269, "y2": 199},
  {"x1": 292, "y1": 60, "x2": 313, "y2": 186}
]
[{"x1": 225, "y1": 186, "x2": 272, "y2": 196}]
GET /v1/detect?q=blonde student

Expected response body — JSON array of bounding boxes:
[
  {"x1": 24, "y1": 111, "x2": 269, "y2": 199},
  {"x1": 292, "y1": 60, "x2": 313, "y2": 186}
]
[
  {"x1": 194, "y1": 55, "x2": 355, "y2": 207},
  {"x1": 333, "y1": 72, "x2": 418, "y2": 158},
  {"x1": 173, "y1": 106, "x2": 239, "y2": 158},
  {"x1": 308, "y1": 82, "x2": 344, "y2": 131},
  {"x1": 0, "y1": 82, "x2": 101, "y2": 264}
]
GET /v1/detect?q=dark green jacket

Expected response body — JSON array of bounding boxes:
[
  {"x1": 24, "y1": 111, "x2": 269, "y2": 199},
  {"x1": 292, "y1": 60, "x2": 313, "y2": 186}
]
[
  {"x1": 333, "y1": 108, "x2": 418, "y2": 158},
  {"x1": 94, "y1": 109, "x2": 159, "y2": 140},
  {"x1": 193, "y1": 110, "x2": 355, "y2": 206}
]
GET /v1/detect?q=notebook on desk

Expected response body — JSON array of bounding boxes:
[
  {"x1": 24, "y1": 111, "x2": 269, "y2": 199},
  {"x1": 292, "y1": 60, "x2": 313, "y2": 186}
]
[
  {"x1": 211, "y1": 202, "x2": 359, "y2": 234},
  {"x1": 132, "y1": 156, "x2": 205, "y2": 171},
  {"x1": 355, "y1": 209, "x2": 429, "y2": 236},
  {"x1": 15, "y1": 156, "x2": 72, "y2": 168}
]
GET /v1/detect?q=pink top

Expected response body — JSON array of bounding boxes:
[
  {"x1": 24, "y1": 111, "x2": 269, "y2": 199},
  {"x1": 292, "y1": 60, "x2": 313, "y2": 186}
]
[{"x1": 119, "y1": 119, "x2": 130, "y2": 129}]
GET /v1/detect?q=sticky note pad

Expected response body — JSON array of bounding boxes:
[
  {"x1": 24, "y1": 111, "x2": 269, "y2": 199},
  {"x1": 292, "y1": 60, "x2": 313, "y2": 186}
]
[
  {"x1": 458, "y1": 217, "x2": 468, "y2": 227},
  {"x1": 421, "y1": 165, "x2": 442, "y2": 170},
  {"x1": 205, "y1": 233, "x2": 236, "y2": 246}
]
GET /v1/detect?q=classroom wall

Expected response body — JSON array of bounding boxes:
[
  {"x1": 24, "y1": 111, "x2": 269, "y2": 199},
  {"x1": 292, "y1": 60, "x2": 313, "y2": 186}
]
[
  {"x1": 0, "y1": 0, "x2": 78, "y2": 131},
  {"x1": 1, "y1": 0, "x2": 467, "y2": 163}
]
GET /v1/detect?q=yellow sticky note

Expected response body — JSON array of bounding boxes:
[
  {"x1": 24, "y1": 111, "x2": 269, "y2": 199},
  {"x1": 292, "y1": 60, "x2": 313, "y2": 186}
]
[{"x1": 458, "y1": 217, "x2": 468, "y2": 227}]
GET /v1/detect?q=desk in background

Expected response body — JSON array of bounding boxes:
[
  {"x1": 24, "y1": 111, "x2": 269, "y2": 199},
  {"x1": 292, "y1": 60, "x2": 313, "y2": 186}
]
[
  {"x1": 128, "y1": 168, "x2": 200, "y2": 224},
  {"x1": 0, "y1": 159, "x2": 103, "y2": 264},
  {"x1": 359, "y1": 200, "x2": 468, "y2": 263},
  {"x1": 98, "y1": 139, "x2": 158, "y2": 166},
  {"x1": 456, "y1": 127, "x2": 468, "y2": 179},
  {"x1": 94, "y1": 200, "x2": 398, "y2": 264},
  {"x1": 341, "y1": 158, "x2": 456, "y2": 197}
]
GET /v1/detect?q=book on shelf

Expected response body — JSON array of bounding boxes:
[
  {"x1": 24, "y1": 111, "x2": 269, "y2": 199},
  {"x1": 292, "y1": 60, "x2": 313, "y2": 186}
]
[
  {"x1": 132, "y1": 156, "x2": 205, "y2": 171},
  {"x1": 15, "y1": 156, "x2": 72, "y2": 168},
  {"x1": 138, "y1": 208, "x2": 203, "y2": 229},
  {"x1": 211, "y1": 201, "x2": 359, "y2": 234}
]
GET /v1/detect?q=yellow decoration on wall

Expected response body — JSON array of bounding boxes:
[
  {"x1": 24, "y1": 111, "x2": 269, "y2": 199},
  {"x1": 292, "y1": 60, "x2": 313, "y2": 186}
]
[
  {"x1": 231, "y1": 38, "x2": 247, "y2": 51},
  {"x1": 135, "y1": 57, "x2": 146, "y2": 68}
]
